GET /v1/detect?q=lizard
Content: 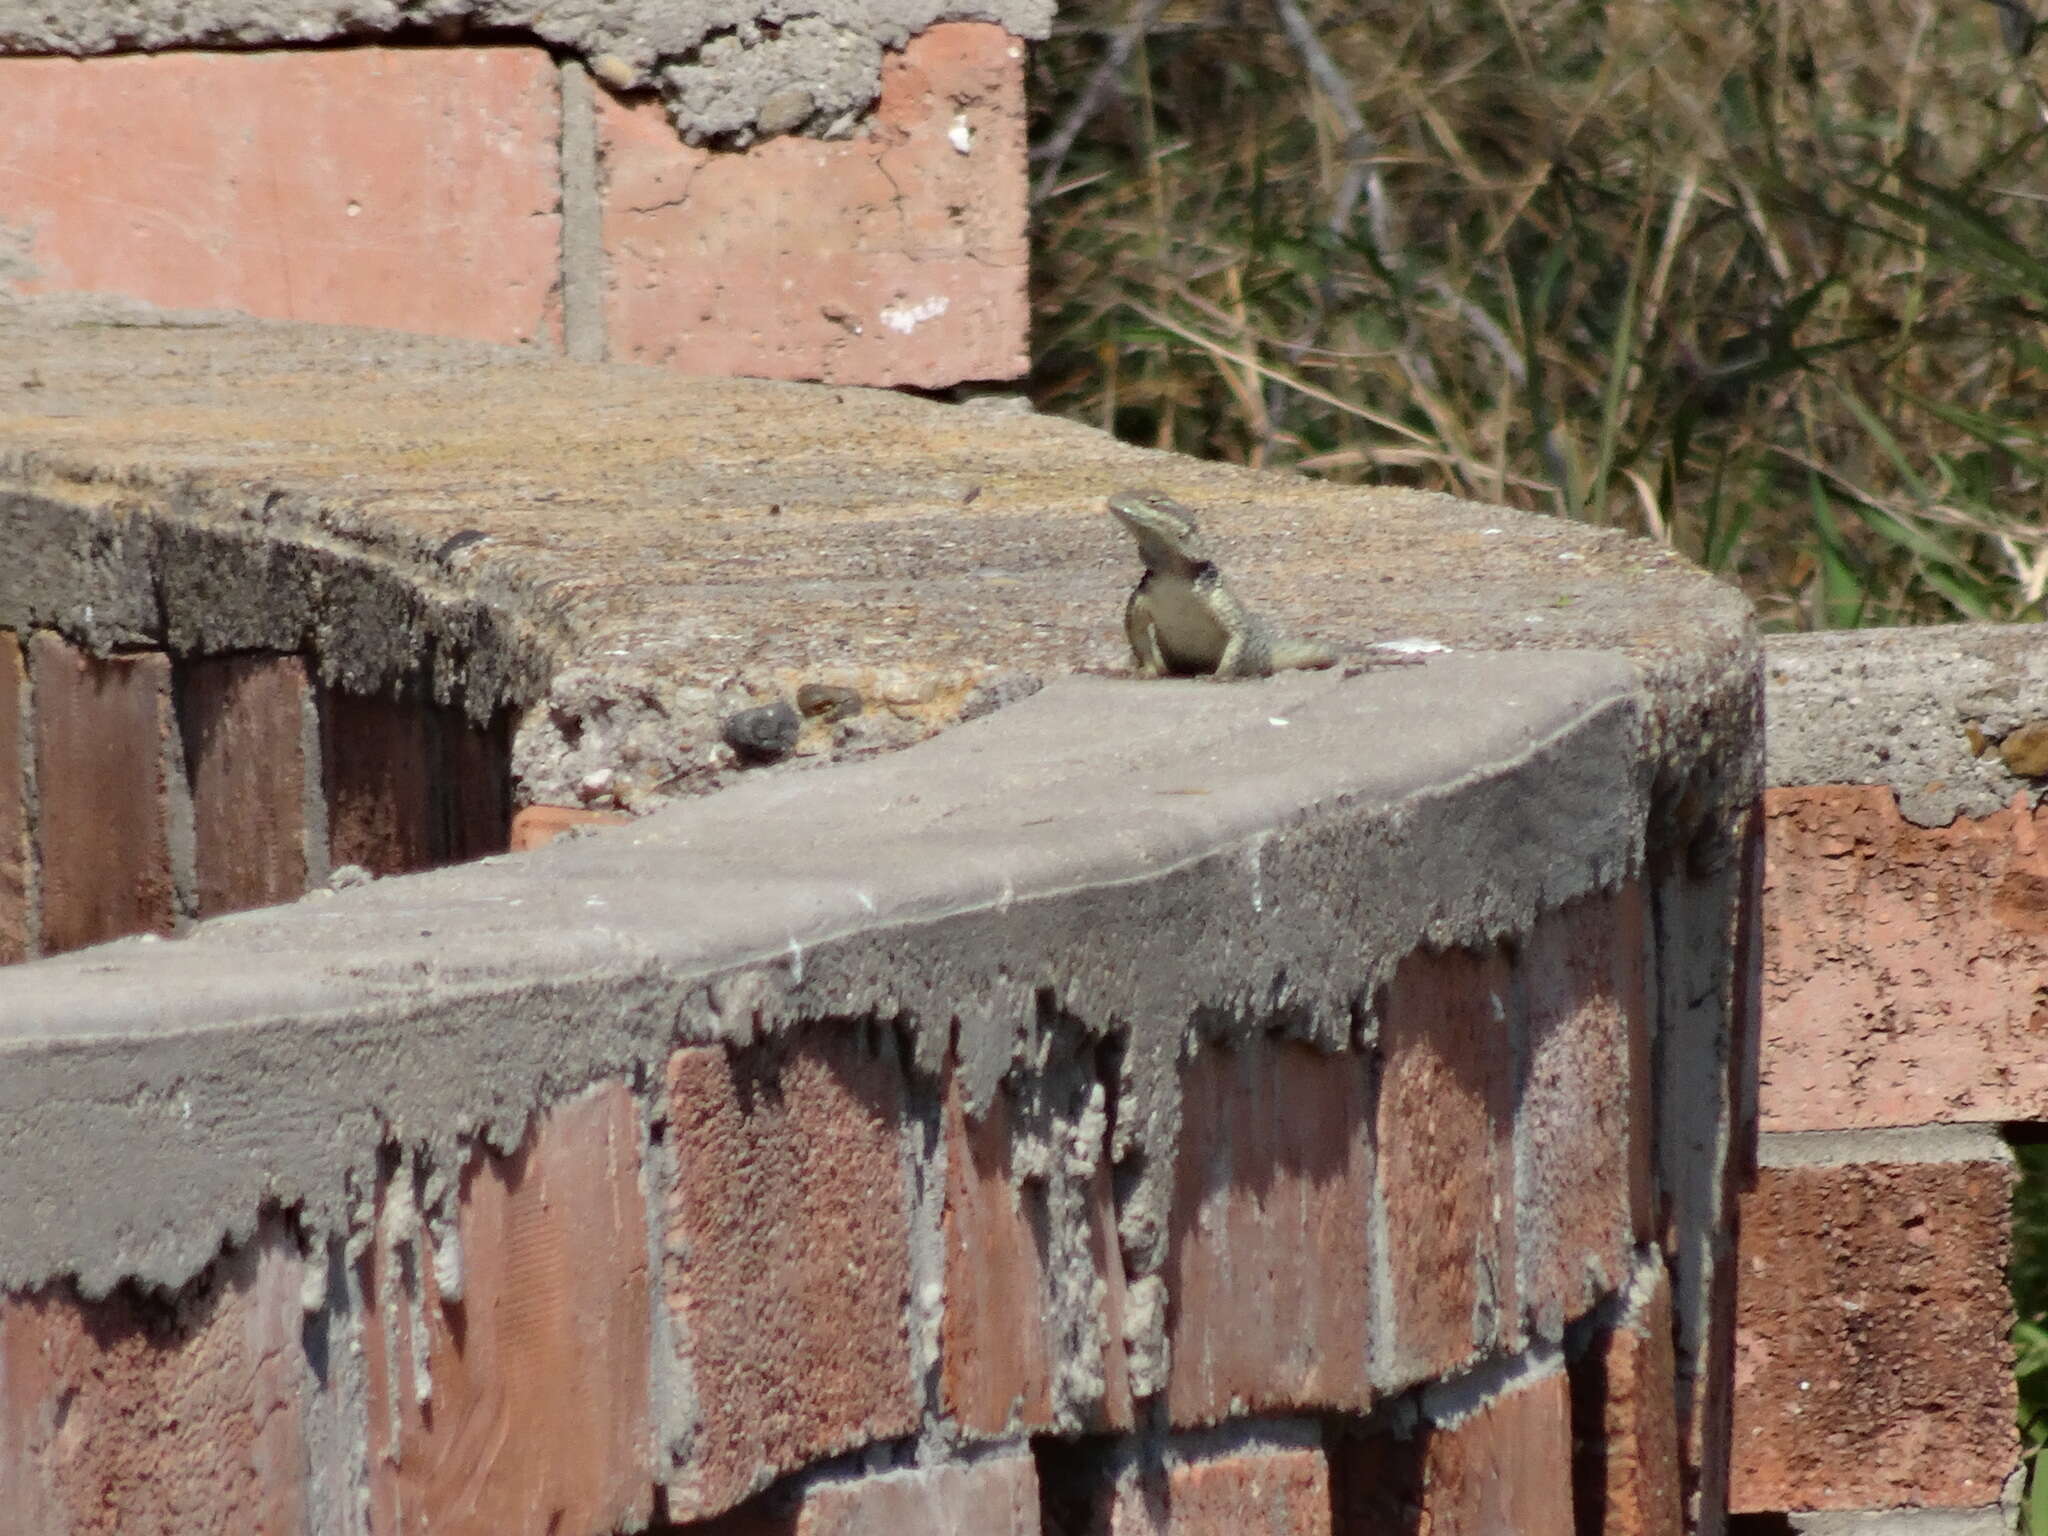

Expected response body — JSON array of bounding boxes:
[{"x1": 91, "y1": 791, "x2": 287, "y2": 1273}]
[{"x1": 1106, "y1": 488, "x2": 1338, "y2": 679}]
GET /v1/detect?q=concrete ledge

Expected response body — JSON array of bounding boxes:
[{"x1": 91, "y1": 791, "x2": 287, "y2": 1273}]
[
  {"x1": 0, "y1": 299, "x2": 1754, "y2": 811},
  {"x1": 1766, "y1": 625, "x2": 2048, "y2": 825},
  {"x1": 0, "y1": 656, "x2": 1641, "y2": 1294}
]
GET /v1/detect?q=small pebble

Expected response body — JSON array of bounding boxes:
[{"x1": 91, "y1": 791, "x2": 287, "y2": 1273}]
[{"x1": 723, "y1": 701, "x2": 801, "y2": 763}]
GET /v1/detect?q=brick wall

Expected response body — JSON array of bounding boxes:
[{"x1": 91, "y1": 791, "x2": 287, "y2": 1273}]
[
  {"x1": 2, "y1": 909, "x2": 1690, "y2": 1534},
  {"x1": 1730, "y1": 631, "x2": 2035, "y2": 1530},
  {"x1": 0, "y1": 626, "x2": 508, "y2": 959},
  {"x1": 0, "y1": 26, "x2": 1028, "y2": 389},
  {"x1": 0, "y1": 261, "x2": 1755, "y2": 1534}
]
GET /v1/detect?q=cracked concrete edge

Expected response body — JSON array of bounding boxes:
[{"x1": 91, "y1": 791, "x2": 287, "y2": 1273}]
[
  {"x1": 1764, "y1": 624, "x2": 2048, "y2": 824},
  {"x1": 0, "y1": 655, "x2": 1657, "y2": 1304},
  {"x1": 0, "y1": 482, "x2": 564, "y2": 726},
  {"x1": 0, "y1": 0, "x2": 1053, "y2": 145}
]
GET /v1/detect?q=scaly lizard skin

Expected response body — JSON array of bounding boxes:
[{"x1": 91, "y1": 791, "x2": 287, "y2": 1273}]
[{"x1": 1107, "y1": 488, "x2": 1337, "y2": 679}]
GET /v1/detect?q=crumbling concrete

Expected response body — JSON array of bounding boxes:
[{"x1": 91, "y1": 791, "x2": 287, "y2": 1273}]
[{"x1": 0, "y1": 0, "x2": 1054, "y2": 144}]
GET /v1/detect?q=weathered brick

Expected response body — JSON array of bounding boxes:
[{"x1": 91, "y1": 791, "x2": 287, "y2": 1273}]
[
  {"x1": 597, "y1": 24, "x2": 1029, "y2": 387},
  {"x1": 177, "y1": 653, "x2": 310, "y2": 917},
  {"x1": 1376, "y1": 945, "x2": 1517, "y2": 1383},
  {"x1": 1334, "y1": 1369, "x2": 1575, "y2": 1536},
  {"x1": 28, "y1": 633, "x2": 175, "y2": 954},
  {"x1": 508, "y1": 803, "x2": 632, "y2": 851},
  {"x1": 1164, "y1": 1034, "x2": 1373, "y2": 1424},
  {"x1": 1108, "y1": 1444, "x2": 1331, "y2": 1536},
  {"x1": 0, "y1": 48, "x2": 562, "y2": 344},
  {"x1": 1762, "y1": 784, "x2": 2048, "y2": 1130},
  {"x1": 663, "y1": 1031, "x2": 918, "y2": 1520},
  {"x1": 1730, "y1": 1159, "x2": 2017, "y2": 1512},
  {"x1": 0, "y1": 630, "x2": 25, "y2": 963},
  {"x1": 1518, "y1": 885, "x2": 1646, "y2": 1337},
  {"x1": 940, "y1": 1076, "x2": 1051, "y2": 1433},
  {"x1": 320, "y1": 687, "x2": 439, "y2": 876},
  {"x1": 0, "y1": 1232, "x2": 307, "y2": 1535},
  {"x1": 1570, "y1": 1264, "x2": 1683, "y2": 1536},
  {"x1": 801, "y1": 1455, "x2": 1041, "y2": 1535},
  {"x1": 363, "y1": 1081, "x2": 654, "y2": 1536},
  {"x1": 444, "y1": 708, "x2": 512, "y2": 862},
  {"x1": 940, "y1": 1073, "x2": 1131, "y2": 1435}
]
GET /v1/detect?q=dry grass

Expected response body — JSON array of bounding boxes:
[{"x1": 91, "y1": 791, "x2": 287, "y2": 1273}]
[{"x1": 1028, "y1": 0, "x2": 2048, "y2": 628}]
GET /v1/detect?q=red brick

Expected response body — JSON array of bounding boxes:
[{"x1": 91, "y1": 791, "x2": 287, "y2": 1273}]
[
  {"x1": 663, "y1": 1032, "x2": 918, "y2": 1520},
  {"x1": 1376, "y1": 945, "x2": 1517, "y2": 1382},
  {"x1": 322, "y1": 687, "x2": 436, "y2": 876},
  {"x1": 0, "y1": 48, "x2": 561, "y2": 345},
  {"x1": 1570, "y1": 1265, "x2": 1683, "y2": 1536},
  {"x1": 1730, "y1": 1159, "x2": 2017, "y2": 1512},
  {"x1": 1335, "y1": 1371, "x2": 1575, "y2": 1536},
  {"x1": 28, "y1": 633, "x2": 175, "y2": 954},
  {"x1": 508, "y1": 803, "x2": 632, "y2": 852},
  {"x1": 597, "y1": 24, "x2": 1029, "y2": 388},
  {"x1": 939, "y1": 1073, "x2": 1131, "y2": 1436},
  {"x1": 178, "y1": 653, "x2": 310, "y2": 917},
  {"x1": 939, "y1": 1077, "x2": 1048, "y2": 1432},
  {"x1": 1164, "y1": 1035, "x2": 1373, "y2": 1424},
  {"x1": 1109, "y1": 1445, "x2": 1331, "y2": 1536},
  {"x1": 799, "y1": 1455, "x2": 1040, "y2": 1535},
  {"x1": 1761, "y1": 784, "x2": 2048, "y2": 1130},
  {"x1": 444, "y1": 708, "x2": 513, "y2": 862},
  {"x1": 0, "y1": 630, "x2": 25, "y2": 963},
  {"x1": 363, "y1": 1081, "x2": 654, "y2": 1536},
  {"x1": 0, "y1": 1232, "x2": 307, "y2": 1535},
  {"x1": 1518, "y1": 886, "x2": 1646, "y2": 1336}
]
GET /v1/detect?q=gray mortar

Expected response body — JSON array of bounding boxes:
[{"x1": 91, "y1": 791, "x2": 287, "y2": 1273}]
[
  {"x1": 1415, "y1": 1340, "x2": 1566, "y2": 1430},
  {"x1": 1758, "y1": 1124, "x2": 2014, "y2": 1169},
  {"x1": 557, "y1": 60, "x2": 606, "y2": 363},
  {"x1": 1782, "y1": 1510, "x2": 2013, "y2": 1536},
  {"x1": 0, "y1": 659, "x2": 1645, "y2": 1312},
  {"x1": 1765, "y1": 625, "x2": 2048, "y2": 824},
  {"x1": 0, "y1": 0, "x2": 1054, "y2": 145}
]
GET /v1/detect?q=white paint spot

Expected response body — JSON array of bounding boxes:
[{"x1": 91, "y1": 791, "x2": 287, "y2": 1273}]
[
  {"x1": 881, "y1": 295, "x2": 949, "y2": 334},
  {"x1": 1267, "y1": 716, "x2": 1290, "y2": 727},
  {"x1": 1375, "y1": 637, "x2": 1449, "y2": 654},
  {"x1": 948, "y1": 113, "x2": 973, "y2": 154}
]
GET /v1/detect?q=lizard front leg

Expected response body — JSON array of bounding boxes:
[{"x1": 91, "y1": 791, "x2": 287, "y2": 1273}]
[{"x1": 1126, "y1": 594, "x2": 1170, "y2": 677}]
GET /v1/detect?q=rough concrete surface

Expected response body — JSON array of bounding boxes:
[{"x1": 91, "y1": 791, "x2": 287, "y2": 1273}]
[
  {"x1": 0, "y1": 0, "x2": 1054, "y2": 143},
  {"x1": 0, "y1": 298, "x2": 1754, "y2": 812},
  {"x1": 1784, "y1": 1510, "x2": 2012, "y2": 1536},
  {"x1": 0, "y1": 656, "x2": 1644, "y2": 1297},
  {"x1": 1766, "y1": 625, "x2": 2048, "y2": 824}
]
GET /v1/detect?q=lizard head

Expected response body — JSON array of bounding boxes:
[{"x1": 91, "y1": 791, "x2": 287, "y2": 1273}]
[{"x1": 1106, "y1": 488, "x2": 1210, "y2": 570}]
